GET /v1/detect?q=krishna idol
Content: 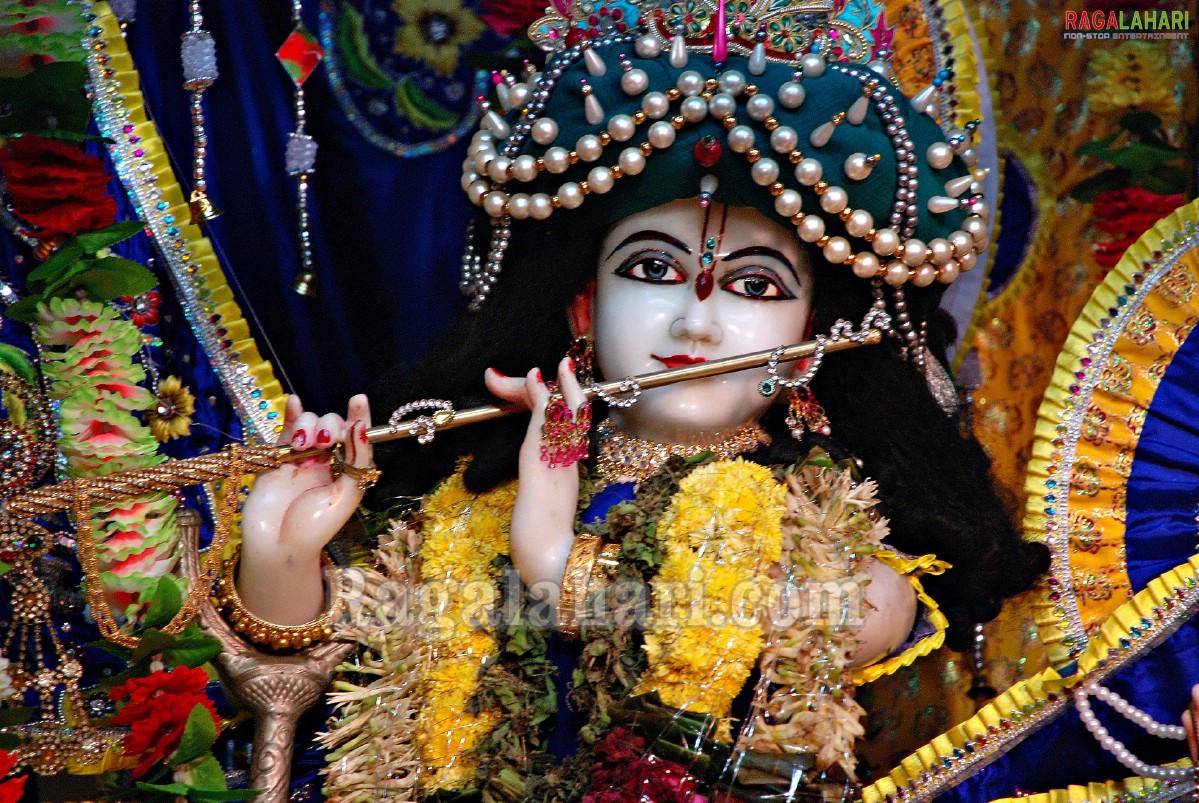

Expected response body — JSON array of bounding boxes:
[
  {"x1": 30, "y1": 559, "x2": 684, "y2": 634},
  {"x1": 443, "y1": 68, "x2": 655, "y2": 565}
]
[{"x1": 226, "y1": 0, "x2": 1051, "y2": 799}]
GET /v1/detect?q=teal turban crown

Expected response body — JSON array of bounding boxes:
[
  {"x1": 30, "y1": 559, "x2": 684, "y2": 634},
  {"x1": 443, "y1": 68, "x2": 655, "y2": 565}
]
[{"x1": 460, "y1": 21, "x2": 990, "y2": 309}]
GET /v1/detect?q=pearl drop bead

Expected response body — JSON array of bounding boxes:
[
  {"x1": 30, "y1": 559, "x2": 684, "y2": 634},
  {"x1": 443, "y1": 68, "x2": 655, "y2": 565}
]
[
  {"x1": 471, "y1": 131, "x2": 494, "y2": 148},
  {"x1": 843, "y1": 152, "x2": 872, "y2": 181},
  {"x1": 587, "y1": 166, "x2": 614, "y2": 194},
  {"x1": 511, "y1": 155, "x2": 538, "y2": 182},
  {"x1": 643, "y1": 92, "x2": 670, "y2": 119},
  {"x1": 676, "y1": 70, "x2": 704, "y2": 96},
  {"x1": 529, "y1": 193, "x2": 553, "y2": 219},
  {"x1": 718, "y1": 71, "x2": 746, "y2": 96},
  {"x1": 800, "y1": 53, "x2": 825, "y2": 78},
  {"x1": 872, "y1": 228, "x2": 899, "y2": 256},
  {"x1": 746, "y1": 94, "x2": 775, "y2": 121},
  {"x1": 846, "y1": 209, "x2": 873, "y2": 238},
  {"x1": 621, "y1": 68, "x2": 649, "y2": 95},
  {"x1": 635, "y1": 34, "x2": 663, "y2": 59},
  {"x1": 964, "y1": 215, "x2": 988, "y2": 241},
  {"x1": 962, "y1": 147, "x2": 979, "y2": 166},
  {"x1": 558, "y1": 182, "x2": 584, "y2": 209},
  {"x1": 543, "y1": 147, "x2": 570, "y2": 174},
  {"x1": 576, "y1": 134, "x2": 602, "y2": 162},
  {"x1": 508, "y1": 193, "x2": 531, "y2": 219},
  {"x1": 852, "y1": 251, "x2": 881, "y2": 278},
  {"x1": 770, "y1": 126, "x2": 798, "y2": 154},
  {"x1": 937, "y1": 259, "x2": 960, "y2": 283},
  {"x1": 487, "y1": 156, "x2": 511, "y2": 182},
  {"x1": 958, "y1": 250, "x2": 977, "y2": 272},
  {"x1": 969, "y1": 199, "x2": 990, "y2": 219},
  {"x1": 823, "y1": 236, "x2": 851, "y2": 264},
  {"x1": 798, "y1": 215, "x2": 825, "y2": 243},
  {"x1": 794, "y1": 157, "x2": 822, "y2": 186},
  {"x1": 777, "y1": 81, "x2": 805, "y2": 109},
  {"x1": 648, "y1": 121, "x2": 676, "y2": 148},
  {"x1": 927, "y1": 238, "x2": 952, "y2": 265},
  {"x1": 460, "y1": 171, "x2": 480, "y2": 192},
  {"x1": 948, "y1": 230, "x2": 973, "y2": 255},
  {"x1": 912, "y1": 263, "x2": 936, "y2": 287},
  {"x1": 884, "y1": 260, "x2": 909, "y2": 286},
  {"x1": 608, "y1": 114, "x2": 635, "y2": 142},
  {"x1": 483, "y1": 190, "x2": 507, "y2": 217},
  {"x1": 774, "y1": 189, "x2": 802, "y2": 217},
  {"x1": 708, "y1": 93, "x2": 736, "y2": 120},
  {"x1": 681, "y1": 96, "x2": 708, "y2": 123},
  {"x1": 467, "y1": 179, "x2": 488, "y2": 204},
  {"x1": 751, "y1": 158, "x2": 780, "y2": 186},
  {"x1": 820, "y1": 186, "x2": 848, "y2": 214},
  {"x1": 532, "y1": 118, "x2": 559, "y2": 146},
  {"x1": 727, "y1": 125, "x2": 755, "y2": 153},
  {"x1": 619, "y1": 147, "x2": 646, "y2": 175},
  {"x1": 902, "y1": 239, "x2": 927, "y2": 267},
  {"x1": 926, "y1": 142, "x2": 953, "y2": 169}
]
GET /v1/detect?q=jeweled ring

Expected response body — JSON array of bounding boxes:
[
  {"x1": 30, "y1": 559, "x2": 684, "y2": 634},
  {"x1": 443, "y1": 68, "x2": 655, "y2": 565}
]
[
  {"x1": 338, "y1": 463, "x2": 382, "y2": 491},
  {"x1": 541, "y1": 398, "x2": 592, "y2": 468}
]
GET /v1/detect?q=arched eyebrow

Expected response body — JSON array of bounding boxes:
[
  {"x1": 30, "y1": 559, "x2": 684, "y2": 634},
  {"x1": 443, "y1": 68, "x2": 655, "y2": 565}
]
[
  {"x1": 722, "y1": 245, "x2": 802, "y2": 286},
  {"x1": 605, "y1": 230, "x2": 693, "y2": 260}
]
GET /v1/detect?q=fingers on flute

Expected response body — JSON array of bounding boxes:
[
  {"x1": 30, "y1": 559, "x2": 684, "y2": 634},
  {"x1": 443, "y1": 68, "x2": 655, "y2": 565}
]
[
  {"x1": 345, "y1": 394, "x2": 373, "y2": 466},
  {"x1": 290, "y1": 411, "x2": 319, "y2": 449},
  {"x1": 485, "y1": 367, "x2": 535, "y2": 409},
  {"x1": 314, "y1": 413, "x2": 346, "y2": 451},
  {"x1": 557, "y1": 357, "x2": 587, "y2": 409},
  {"x1": 279, "y1": 395, "x2": 304, "y2": 446}
]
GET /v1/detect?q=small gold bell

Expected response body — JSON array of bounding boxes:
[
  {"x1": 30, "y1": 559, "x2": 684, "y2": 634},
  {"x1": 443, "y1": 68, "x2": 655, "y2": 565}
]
[
  {"x1": 188, "y1": 189, "x2": 222, "y2": 224},
  {"x1": 291, "y1": 271, "x2": 318, "y2": 297}
]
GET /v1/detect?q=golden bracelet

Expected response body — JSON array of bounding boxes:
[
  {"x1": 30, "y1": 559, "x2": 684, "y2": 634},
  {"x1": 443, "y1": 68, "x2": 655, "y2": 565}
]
[
  {"x1": 558, "y1": 535, "x2": 620, "y2": 641},
  {"x1": 559, "y1": 534, "x2": 600, "y2": 641},
  {"x1": 214, "y1": 547, "x2": 342, "y2": 651}
]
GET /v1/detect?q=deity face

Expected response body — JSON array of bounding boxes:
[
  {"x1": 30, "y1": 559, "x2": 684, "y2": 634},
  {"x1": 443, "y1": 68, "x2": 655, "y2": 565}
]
[{"x1": 592, "y1": 198, "x2": 814, "y2": 444}]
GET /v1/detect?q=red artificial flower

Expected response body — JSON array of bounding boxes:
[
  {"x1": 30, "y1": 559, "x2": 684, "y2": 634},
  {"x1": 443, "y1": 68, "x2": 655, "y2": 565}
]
[
  {"x1": 1089, "y1": 186, "x2": 1185, "y2": 269},
  {"x1": 478, "y1": 0, "x2": 546, "y2": 36},
  {"x1": 109, "y1": 666, "x2": 219, "y2": 778},
  {"x1": 0, "y1": 135, "x2": 118, "y2": 240},
  {"x1": 121, "y1": 289, "x2": 161, "y2": 328},
  {"x1": 582, "y1": 728, "x2": 704, "y2": 803},
  {"x1": 0, "y1": 750, "x2": 27, "y2": 803}
]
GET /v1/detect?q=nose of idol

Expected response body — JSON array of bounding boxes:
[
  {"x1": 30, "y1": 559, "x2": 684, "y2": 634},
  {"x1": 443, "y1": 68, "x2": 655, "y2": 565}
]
[{"x1": 591, "y1": 198, "x2": 814, "y2": 445}]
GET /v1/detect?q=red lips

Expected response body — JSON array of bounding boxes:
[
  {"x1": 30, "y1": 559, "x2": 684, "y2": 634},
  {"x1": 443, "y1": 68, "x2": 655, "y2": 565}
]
[{"x1": 654, "y1": 354, "x2": 708, "y2": 369}]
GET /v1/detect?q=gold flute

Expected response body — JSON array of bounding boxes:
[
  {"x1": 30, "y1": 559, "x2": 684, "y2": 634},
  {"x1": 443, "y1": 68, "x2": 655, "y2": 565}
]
[{"x1": 3, "y1": 330, "x2": 880, "y2": 518}]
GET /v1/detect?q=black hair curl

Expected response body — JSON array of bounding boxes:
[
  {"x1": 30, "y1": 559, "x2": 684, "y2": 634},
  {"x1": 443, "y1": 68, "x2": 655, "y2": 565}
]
[{"x1": 369, "y1": 210, "x2": 1047, "y2": 650}]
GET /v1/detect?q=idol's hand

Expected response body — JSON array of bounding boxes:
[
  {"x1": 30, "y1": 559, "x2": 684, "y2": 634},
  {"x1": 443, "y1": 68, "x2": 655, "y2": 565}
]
[
  {"x1": 486, "y1": 358, "x2": 588, "y2": 607},
  {"x1": 237, "y1": 394, "x2": 374, "y2": 625}
]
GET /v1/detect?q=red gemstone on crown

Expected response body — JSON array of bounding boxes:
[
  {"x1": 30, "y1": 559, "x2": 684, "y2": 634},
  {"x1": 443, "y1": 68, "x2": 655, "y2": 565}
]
[{"x1": 694, "y1": 136, "x2": 723, "y2": 167}]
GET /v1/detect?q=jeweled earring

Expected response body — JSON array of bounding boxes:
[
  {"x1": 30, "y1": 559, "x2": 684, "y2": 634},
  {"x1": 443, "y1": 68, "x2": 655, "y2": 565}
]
[
  {"x1": 567, "y1": 334, "x2": 595, "y2": 385},
  {"x1": 785, "y1": 387, "x2": 831, "y2": 439}
]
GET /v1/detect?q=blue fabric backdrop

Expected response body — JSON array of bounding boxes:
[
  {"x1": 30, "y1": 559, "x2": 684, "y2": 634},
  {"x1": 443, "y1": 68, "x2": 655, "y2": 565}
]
[{"x1": 124, "y1": 0, "x2": 473, "y2": 414}]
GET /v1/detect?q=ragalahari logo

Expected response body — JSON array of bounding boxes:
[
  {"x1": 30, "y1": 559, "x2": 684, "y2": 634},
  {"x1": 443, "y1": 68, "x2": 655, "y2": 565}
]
[{"x1": 1063, "y1": 6, "x2": 1191, "y2": 39}]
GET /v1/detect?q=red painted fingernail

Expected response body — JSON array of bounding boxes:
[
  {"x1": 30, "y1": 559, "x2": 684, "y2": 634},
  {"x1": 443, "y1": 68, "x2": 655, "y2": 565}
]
[
  {"x1": 316, "y1": 429, "x2": 331, "y2": 445},
  {"x1": 292, "y1": 431, "x2": 307, "y2": 448},
  {"x1": 568, "y1": 358, "x2": 577, "y2": 371},
  {"x1": 535, "y1": 369, "x2": 543, "y2": 383},
  {"x1": 358, "y1": 424, "x2": 368, "y2": 444}
]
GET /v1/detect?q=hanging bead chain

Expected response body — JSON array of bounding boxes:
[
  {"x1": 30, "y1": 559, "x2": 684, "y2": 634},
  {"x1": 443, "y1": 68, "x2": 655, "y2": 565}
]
[
  {"x1": 181, "y1": 0, "x2": 221, "y2": 224},
  {"x1": 1073, "y1": 682, "x2": 1191, "y2": 781},
  {"x1": 281, "y1": 0, "x2": 322, "y2": 296}
]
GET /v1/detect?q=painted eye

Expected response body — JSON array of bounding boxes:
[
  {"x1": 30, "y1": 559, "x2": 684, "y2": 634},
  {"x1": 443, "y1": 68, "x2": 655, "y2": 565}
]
[
  {"x1": 722, "y1": 269, "x2": 795, "y2": 300},
  {"x1": 614, "y1": 252, "x2": 686, "y2": 284}
]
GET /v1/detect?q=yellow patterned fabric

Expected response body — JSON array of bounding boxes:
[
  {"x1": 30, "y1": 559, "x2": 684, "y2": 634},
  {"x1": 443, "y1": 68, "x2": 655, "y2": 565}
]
[
  {"x1": 859, "y1": 553, "x2": 1199, "y2": 803},
  {"x1": 1024, "y1": 201, "x2": 1199, "y2": 667}
]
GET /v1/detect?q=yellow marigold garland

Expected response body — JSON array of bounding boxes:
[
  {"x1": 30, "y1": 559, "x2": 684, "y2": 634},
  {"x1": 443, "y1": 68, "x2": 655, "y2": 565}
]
[
  {"x1": 415, "y1": 468, "x2": 517, "y2": 792},
  {"x1": 634, "y1": 459, "x2": 785, "y2": 741}
]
